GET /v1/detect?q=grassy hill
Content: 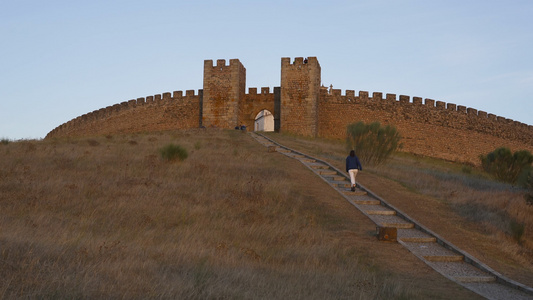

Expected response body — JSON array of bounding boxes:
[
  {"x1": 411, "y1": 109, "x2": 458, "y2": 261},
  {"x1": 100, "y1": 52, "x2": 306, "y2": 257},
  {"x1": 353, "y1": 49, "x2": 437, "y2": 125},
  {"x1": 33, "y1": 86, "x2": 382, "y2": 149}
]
[
  {"x1": 1, "y1": 129, "x2": 529, "y2": 299},
  {"x1": 264, "y1": 131, "x2": 533, "y2": 287}
]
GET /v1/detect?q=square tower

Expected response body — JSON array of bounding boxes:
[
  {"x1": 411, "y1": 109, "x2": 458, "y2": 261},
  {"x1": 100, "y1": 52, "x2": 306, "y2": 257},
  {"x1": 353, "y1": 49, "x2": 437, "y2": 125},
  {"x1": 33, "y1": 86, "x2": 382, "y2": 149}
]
[
  {"x1": 280, "y1": 57, "x2": 321, "y2": 137},
  {"x1": 202, "y1": 59, "x2": 246, "y2": 128}
]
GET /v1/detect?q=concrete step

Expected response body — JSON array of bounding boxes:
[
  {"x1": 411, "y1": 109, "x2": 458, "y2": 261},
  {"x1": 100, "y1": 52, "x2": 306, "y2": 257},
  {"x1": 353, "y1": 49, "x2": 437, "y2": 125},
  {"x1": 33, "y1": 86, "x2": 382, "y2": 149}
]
[
  {"x1": 352, "y1": 199, "x2": 381, "y2": 205},
  {"x1": 362, "y1": 204, "x2": 396, "y2": 215},
  {"x1": 365, "y1": 210, "x2": 396, "y2": 216},
  {"x1": 400, "y1": 237, "x2": 437, "y2": 243},
  {"x1": 308, "y1": 163, "x2": 329, "y2": 169},
  {"x1": 318, "y1": 170, "x2": 337, "y2": 175},
  {"x1": 323, "y1": 175, "x2": 345, "y2": 181},
  {"x1": 381, "y1": 222, "x2": 415, "y2": 229},
  {"x1": 380, "y1": 223, "x2": 415, "y2": 229},
  {"x1": 454, "y1": 276, "x2": 496, "y2": 283},
  {"x1": 341, "y1": 190, "x2": 368, "y2": 196},
  {"x1": 330, "y1": 180, "x2": 351, "y2": 188},
  {"x1": 427, "y1": 261, "x2": 498, "y2": 286},
  {"x1": 424, "y1": 255, "x2": 464, "y2": 262},
  {"x1": 405, "y1": 241, "x2": 465, "y2": 261},
  {"x1": 372, "y1": 215, "x2": 414, "y2": 229},
  {"x1": 397, "y1": 229, "x2": 436, "y2": 243},
  {"x1": 300, "y1": 158, "x2": 316, "y2": 163}
]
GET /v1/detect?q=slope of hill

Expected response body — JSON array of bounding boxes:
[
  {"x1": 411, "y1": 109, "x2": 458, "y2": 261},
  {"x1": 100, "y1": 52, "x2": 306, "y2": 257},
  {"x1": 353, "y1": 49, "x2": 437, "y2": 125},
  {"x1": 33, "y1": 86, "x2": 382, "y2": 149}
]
[
  {"x1": 0, "y1": 129, "x2": 491, "y2": 299},
  {"x1": 264, "y1": 132, "x2": 533, "y2": 288}
]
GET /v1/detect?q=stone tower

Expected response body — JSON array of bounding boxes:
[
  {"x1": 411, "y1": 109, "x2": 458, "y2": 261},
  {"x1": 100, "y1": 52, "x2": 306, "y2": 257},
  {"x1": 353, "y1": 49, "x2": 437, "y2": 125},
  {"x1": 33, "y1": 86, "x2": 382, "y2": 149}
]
[
  {"x1": 202, "y1": 59, "x2": 246, "y2": 128},
  {"x1": 280, "y1": 57, "x2": 321, "y2": 137}
]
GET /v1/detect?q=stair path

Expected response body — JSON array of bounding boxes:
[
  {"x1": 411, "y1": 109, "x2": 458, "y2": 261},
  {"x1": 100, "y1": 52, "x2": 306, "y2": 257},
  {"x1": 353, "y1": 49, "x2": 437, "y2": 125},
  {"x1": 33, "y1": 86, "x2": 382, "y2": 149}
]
[{"x1": 251, "y1": 132, "x2": 533, "y2": 300}]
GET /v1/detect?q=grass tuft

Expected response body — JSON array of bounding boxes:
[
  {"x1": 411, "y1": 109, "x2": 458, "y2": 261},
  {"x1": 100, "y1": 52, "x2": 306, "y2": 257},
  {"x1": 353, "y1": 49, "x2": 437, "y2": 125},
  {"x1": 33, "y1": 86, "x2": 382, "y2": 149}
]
[
  {"x1": 86, "y1": 139, "x2": 100, "y2": 146},
  {"x1": 510, "y1": 220, "x2": 525, "y2": 244},
  {"x1": 159, "y1": 143, "x2": 188, "y2": 162}
]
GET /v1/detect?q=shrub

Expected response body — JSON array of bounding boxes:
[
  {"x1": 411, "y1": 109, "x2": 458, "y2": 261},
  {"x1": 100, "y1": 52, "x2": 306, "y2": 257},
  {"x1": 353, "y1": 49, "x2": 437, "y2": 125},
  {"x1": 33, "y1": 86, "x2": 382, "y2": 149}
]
[
  {"x1": 509, "y1": 220, "x2": 525, "y2": 244},
  {"x1": 194, "y1": 141, "x2": 201, "y2": 150},
  {"x1": 461, "y1": 165, "x2": 472, "y2": 174},
  {"x1": 346, "y1": 121, "x2": 402, "y2": 166},
  {"x1": 159, "y1": 144, "x2": 188, "y2": 162},
  {"x1": 87, "y1": 139, "x2": 100, "y2": 147},
  {"x1": 1, "y1": 138, "x2": 9, "y2": 145},
  {"x1": 526, "y1": 193, "x2": 533, "y2": 206},
  {"x1": 524, "y1": 168, "x2": 533, "y2": 205},
  {"x1": 480, "y1": 147, "x2": 533, "y2": 184}
]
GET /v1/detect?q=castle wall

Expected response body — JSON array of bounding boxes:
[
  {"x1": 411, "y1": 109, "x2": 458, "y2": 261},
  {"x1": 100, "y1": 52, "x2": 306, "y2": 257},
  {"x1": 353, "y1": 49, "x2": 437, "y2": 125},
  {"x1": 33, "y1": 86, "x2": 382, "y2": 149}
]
[
  {"x1": 317, "y1": 89, "x2": 533, "y2": 165},
  {"x1": 202, "y1": 59, "x2": 246, "y2": 128},
  {"x1": 46, "y1": 90, "x2": 201, "y2": 138},
  {"x1": 46, "y1": 56, "x2": 533, "y2": 166},
  {"x1": 280, "y1": 57, "x2": 321, "y2": 137}
]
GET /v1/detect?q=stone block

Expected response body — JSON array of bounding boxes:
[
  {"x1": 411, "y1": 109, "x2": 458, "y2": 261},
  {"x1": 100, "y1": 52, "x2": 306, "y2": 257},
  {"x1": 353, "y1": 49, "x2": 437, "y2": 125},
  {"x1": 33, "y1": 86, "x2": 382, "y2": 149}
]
[{"x1": 376, "y1": 226, "x2": 397, "y2": 242}]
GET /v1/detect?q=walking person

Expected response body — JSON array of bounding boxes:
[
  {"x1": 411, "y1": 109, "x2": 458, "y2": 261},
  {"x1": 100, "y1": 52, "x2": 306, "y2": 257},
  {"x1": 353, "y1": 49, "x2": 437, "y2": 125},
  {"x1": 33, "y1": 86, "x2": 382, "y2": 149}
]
[{"x1": 346, "y1": 150, "x2": 362, "y2": 192}]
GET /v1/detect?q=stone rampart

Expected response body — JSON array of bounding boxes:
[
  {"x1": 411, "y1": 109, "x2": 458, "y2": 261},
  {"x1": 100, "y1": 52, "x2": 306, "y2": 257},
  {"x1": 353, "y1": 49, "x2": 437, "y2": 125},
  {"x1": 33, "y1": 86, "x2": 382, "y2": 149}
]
[
  {"x1": 318, "y1": 88, "x2": 533, "y2": 164},
  {"x1": 46, "y1": 57, "x2": 533, "y2": 166},
  {"x1": 280, "y1": 57, "x2": 321, "y2": 137},
  {"x1": 46, "y1": 90, "x2": 201, "y2": 138},
  {"x1": 203, "y1": 59, "x2": 246, "y2": 129}
]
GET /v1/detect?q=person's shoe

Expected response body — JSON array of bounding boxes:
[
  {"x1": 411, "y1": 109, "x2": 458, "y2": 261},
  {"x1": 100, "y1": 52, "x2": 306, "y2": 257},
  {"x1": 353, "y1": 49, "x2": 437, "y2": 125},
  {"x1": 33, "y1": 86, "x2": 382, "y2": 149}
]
[{"x1": 351, "y1": 186, "x2": 355, "y2": 192}]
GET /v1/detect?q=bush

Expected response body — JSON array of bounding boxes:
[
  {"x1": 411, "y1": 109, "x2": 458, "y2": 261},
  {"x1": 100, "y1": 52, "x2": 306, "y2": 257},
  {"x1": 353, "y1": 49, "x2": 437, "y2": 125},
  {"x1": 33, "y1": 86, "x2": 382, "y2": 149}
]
[
  {"x1": 346, "y1": 121, "x2": 402, "y2": 166},
  {"x1": 524, "y1": 168, "x2": 533, "y2": 205},
  {"x1": 159, "y1": 144, "x2": 188, "y2": 162},
  {"x1": 87, "y1": 139, "x2": 100, "y2": 147},
  {"x1": 1, "y1": 138, "x2": 9, "y2": 145},
  {"x1": 509, "y1": 220, "x2": 525, "y2": 244},
  {"x1": 194, "y1": 141, "x2": 202, "y2": 150},
  {"x1": 480, "y1": 147, "x2": 533, "y2": 184}
]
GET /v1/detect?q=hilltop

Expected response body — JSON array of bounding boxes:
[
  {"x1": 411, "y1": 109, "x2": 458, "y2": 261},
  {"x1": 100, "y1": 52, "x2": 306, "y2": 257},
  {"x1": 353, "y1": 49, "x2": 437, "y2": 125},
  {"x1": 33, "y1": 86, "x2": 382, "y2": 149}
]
[{"x1": 1, "y1": 129, "x2": 531, "y2": 298}]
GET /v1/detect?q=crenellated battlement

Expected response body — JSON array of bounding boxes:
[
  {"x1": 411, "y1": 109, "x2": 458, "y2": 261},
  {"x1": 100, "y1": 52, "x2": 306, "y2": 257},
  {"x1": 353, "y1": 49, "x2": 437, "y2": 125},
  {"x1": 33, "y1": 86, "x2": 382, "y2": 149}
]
[
  {"x1": 319, "y1": 88, "x2": 532, "y2": 129},
  {"x1": 204, "y1": 58, "x2": 243, "y2": 70},
  {"x1": 247, "y1": 87, "x2": 275, "y2": 95},
  {"x1": 46, "y1": 89, "x2": 202, "y2": 138},
  {"x1": 282, "y1": 56, "x2": 319, "y2": 66}
]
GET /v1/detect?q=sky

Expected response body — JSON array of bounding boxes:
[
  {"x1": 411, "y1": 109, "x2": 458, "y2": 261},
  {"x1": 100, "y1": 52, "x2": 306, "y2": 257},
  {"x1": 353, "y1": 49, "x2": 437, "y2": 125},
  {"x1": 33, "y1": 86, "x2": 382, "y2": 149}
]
[{"x1": 1, "y1": 0, "x2": 532, "y2": 140}]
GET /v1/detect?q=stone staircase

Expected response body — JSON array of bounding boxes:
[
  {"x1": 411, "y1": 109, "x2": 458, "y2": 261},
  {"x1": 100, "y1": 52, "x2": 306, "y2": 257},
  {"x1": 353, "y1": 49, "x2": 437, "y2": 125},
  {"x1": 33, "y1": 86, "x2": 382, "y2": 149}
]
[{"x1": 251, "y1": 132, "x2": 533, "y2": 300}]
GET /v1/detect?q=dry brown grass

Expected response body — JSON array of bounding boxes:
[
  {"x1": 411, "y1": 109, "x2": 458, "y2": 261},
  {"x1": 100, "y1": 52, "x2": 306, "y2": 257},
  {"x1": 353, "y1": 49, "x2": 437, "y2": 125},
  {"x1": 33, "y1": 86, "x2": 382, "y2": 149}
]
[
  {"x1": 0, "y1": 129, "x2": 449, "y2": 299},
  {"x1": 265, "y1": 132, "x2": 533, "y2": 286}
]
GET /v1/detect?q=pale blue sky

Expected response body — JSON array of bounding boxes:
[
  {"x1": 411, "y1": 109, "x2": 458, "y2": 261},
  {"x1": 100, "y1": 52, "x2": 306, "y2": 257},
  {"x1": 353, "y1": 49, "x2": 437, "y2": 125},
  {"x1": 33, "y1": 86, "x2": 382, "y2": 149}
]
[{"x1": 1, "y1": 0, "x2": 532, "y2": 140}]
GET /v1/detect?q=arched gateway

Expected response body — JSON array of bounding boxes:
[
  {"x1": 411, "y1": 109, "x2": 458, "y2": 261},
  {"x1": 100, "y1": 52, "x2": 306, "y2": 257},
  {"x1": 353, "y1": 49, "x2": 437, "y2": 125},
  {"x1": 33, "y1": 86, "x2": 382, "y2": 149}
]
[
  {"x1": 47, "y1": 57, "x2": 533, "y2": 165},
  {"x1": 254, "y1": 110, "x2": 274, "y2": 132}
]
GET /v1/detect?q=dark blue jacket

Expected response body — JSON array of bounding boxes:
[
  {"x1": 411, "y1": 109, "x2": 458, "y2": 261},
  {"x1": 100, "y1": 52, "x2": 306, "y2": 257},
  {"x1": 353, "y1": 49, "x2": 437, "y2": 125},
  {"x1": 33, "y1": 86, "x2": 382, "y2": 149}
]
[{"x1": 346, "y1": 155, "x2": 362, "y2": 172}]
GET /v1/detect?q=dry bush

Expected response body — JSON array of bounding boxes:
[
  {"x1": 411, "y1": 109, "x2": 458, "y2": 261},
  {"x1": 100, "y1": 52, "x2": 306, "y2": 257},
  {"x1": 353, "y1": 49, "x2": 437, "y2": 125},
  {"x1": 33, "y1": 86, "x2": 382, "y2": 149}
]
[
  {"x1": 0, "y1": 130, "x2": 421, "y2": 299},
  {"x1": 346, "y1": 121, "x2": 402, "y2": 166}
]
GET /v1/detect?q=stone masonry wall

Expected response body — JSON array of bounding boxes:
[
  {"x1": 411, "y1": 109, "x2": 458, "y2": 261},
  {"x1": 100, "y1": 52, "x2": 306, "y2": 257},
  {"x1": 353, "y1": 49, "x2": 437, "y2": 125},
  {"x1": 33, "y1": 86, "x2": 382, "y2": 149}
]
[
  {"x1": 46, "y1": 90, "x2": 201, "y2": 138},
  {"x1": 46, "y1": 56, "x2": 533, "y2": 166},
  {"x1": 202, "y1": 59, "x2": 246, "y2": 129},
  {"x1": 318, "y1": 88, "x2": 533, "y2": 165},
  {"x1": 280, "y1": 57, "x2": 321, "y2": 137}
]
